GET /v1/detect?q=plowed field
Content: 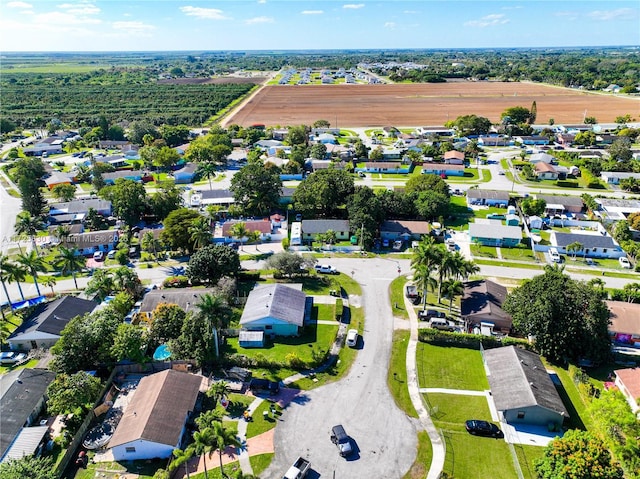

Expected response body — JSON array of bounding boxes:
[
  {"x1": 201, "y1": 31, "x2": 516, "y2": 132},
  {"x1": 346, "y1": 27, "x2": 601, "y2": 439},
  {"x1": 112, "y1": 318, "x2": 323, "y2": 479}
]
[{"x1": 224, "y1": 81, "x2": 639, "y2": 127}]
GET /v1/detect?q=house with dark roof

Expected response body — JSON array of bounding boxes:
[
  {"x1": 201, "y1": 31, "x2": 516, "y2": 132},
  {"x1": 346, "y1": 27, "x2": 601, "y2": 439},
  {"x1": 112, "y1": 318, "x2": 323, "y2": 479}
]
[
  {"x1": 61, "y1": 231, "x2": 119, "y2": 256},
  {"x1": 173, "y1": 163, "x2": 198, "y2": 184},
  {"x1": 614, "y1": 368, "x2": 640, "y2": 414},
  {"x1": 380, "y1": 220, "x2": 430, "y2": 241},
  {"x1": 108, "y1": 370, "x2": 203, "y2": 461},
  {"x1": 280, "y1": 187, "x2": 296, "y2": 205},
  {"x1": 138, "y1": 288, "x2": 216, "y2": 322},
  {"x1": 536, "y1": 195, "x2": 583, "y2": 215},
  {"x1": 7, "y1": 296, "x2": 97, "y2": 350},
  {"x1": 190, "y1": 189, "x2": 235, "y2": 208},
  {"x1": 301, "y1": 219, "x2": 350, "y2": 241},
  {"x1": 550, "y1": 231, "x2": 624, "y2": 259},
  {"x1": 484, "y1": 346, "x2": 568, "y2": 428},
  {"x1": 466, "y1": 189, "x2": 510, "y2": 207},
  {"x1": 239, "y1": 284, "x2": 310, "y2": 337},
  {"x1": 462, "y1": 280, "x2": 512, "y2": 333},
  {"x1": 0, "y1": 369, "x2": 57, "y2": 463},
  {"x1": 606, "y1": 301, "x2": 640, "y2": 346}
]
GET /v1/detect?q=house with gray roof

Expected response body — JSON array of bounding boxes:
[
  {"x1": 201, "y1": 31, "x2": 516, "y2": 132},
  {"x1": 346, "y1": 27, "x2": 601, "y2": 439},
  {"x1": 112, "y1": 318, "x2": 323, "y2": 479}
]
[
  {"x1": 302, "y1": 219, "x2": 350, "y2": 241},
  {"x1": 536, "y1": 195, "x2": 583, "y2": 215},
  {"x1": 138, "y1": 288, "x2": 216, "y2": 322},
  {"x1": 380, "y1": 220, "x2": 430, "y2": 241},
  {"x1": 601, "y1": 171, "x2": 640, "y2": 185},
  {"x1": 49, "y1": 198, "x2": 112, "y2": 217},
  {"x1": 484, "y1": 346, "x2": 568, "y2": 428},
  {"x1": 466, "y1": 189, "x2": 510, "y2": 207},
  {"x1": 469, "y1": 223, "x2": 521, "y2": 247},
  {"x1": 550, "y1": 232, "x2": 625, "y2": 259},
  {"x1": 190, "y1": 189, "x2": 235, "y2": 208},
  {"x1": 7, "y1": 296, "x2": 97, "y2": 350},
  {"x1": 240, "y1": 284, "x2": 310, "y2": 337}
]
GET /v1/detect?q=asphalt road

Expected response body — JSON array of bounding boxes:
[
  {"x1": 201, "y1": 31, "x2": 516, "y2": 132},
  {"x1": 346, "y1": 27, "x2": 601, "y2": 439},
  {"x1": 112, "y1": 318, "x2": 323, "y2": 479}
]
[
  {"x1": 0, "y1": 173, "x2": 21, "y2": 255},
  {"x1": 263, "y1": 258, "x2": 418, "y2": 479}
]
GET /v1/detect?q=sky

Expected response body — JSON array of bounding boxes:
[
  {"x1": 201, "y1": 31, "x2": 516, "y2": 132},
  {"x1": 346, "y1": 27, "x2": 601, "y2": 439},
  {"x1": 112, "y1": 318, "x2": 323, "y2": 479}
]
[{"x1": 1, "y1": 0, "x2": 639, "y2": 52}]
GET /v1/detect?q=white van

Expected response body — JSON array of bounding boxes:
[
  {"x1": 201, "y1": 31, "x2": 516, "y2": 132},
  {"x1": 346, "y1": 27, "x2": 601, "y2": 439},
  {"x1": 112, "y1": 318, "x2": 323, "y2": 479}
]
[{"x1": 549, "y1": 248, "x2": 561, "y2": 263}]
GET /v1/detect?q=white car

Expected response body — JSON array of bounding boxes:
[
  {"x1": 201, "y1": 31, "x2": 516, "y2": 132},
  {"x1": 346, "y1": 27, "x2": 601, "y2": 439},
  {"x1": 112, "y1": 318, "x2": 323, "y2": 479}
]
[
  {"x1": 93, "y1": 251, "x2": 105, "y2": 261},
  {"x1": 315, "y1": 264, "x2": 338, "y2": 275},
  {"x1": 346, "y1": 329, "x2": 358, "y2": 347},
  {"x1": 619, "y1": 257, "x2": 632, "y2": 269}
]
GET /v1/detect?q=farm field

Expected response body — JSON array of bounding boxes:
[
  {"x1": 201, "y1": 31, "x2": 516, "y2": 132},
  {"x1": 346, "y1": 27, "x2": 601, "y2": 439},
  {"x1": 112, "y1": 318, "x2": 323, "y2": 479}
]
[{"x1": 223, "y1": 81, "x2": 639, "y2": 127}]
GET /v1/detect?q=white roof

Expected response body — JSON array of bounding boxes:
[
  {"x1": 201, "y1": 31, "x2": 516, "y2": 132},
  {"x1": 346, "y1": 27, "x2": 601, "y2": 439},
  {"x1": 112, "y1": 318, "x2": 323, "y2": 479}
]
[{"x1": 469, "y1": 223, "x2": 522, "y2": 240}]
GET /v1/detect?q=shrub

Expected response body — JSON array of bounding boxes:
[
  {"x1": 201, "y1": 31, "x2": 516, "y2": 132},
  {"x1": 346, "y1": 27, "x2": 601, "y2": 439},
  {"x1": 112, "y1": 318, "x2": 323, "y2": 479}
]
[
  {"x1": 586, "y1": 180, "x2": 604, "y2": 189},
  {"x1": 162, "y1": 275, "x2": 189, "y2": 288},
  {"x1": 281, "y1": 237, "x2": 290, "y2": 250},
  {"x1": 555, "y1": 180, "x2": 579, "y2": 188},
  {"x1": 335, "y1": 298, "x2": 343, "y2": 321},
  {"x1": 238, "y1": 270, "x2": 261, "y2": 281},
  {"x1": 115, "y1": 249, "x2": 128, "y2": 265},
  {"x1": 286, "y1": 352, "x2": 307, "y2": 369}
]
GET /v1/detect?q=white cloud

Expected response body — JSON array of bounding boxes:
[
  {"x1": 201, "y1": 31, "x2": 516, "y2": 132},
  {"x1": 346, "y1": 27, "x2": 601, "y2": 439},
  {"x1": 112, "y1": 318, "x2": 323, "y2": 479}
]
[
  {"x1": 384, "y1": 22, "x2": 396, "y2": 29},
  {"x1": 403, "y1": 10, "x2": 418, "y2": 14},
  {"x1": 464, "y1": 14, "x2": 509, "y2": 27},
  {"x1": 6, "y1": 1, "x2": 32, "y2": 8},
  {"x1": 258, "y1": 0, "x2": 266, "y2": 3},
  {"x1": 57, "y1": 2, "x2": 100, "y2": 15},
  {"x1": 34, "y1": 10, "x2": 101, "y2": 25},
  {"x1": 180, "y1": 6, "x2": 228, "y2": 20},
  {"x1": 245, "y1": 16, "x2": 274, "y2": 25},
  {"x1": 587, "y1": 8, "x2": 635, "y2": 21},
  {"x1": 112, "y1": 21, "x2": 155, "y2": 33},
  {"x1": 301, "y1": 10, "x2": 323, "y2": 15},
  {"x1": 343, "y1": 4, "x2": 364, "y2": 9},
  {"x1": 501, "y1": 5, "x2": 523, "y2": 10}
]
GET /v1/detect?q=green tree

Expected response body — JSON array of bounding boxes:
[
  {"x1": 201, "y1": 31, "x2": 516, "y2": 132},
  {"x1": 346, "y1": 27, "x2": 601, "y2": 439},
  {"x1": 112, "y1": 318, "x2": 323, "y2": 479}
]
[
  {"x1": 411, "y1": 236, "x2": 442, "y2": 310},
  {"x1": 159, "y1": 124, "x2": 190, "y2": 147},
  {"x1": 448, "y1": 114, "x2": 492, "y2": 136},
  {"x1": 529, "y1": 101, "x2": 537, "y2": 124},
  {"x1": 230, "y1": 163, "x2": 282, "y2": 216},
  {"x1": 442, "y1": 278, "x2": 464, "y2": 313},
  {"x1": 148, "y1": 303, "x2": 187, "y2": 351},
  {"x1": 16, "y1": 250, "x2": 47, "y2": 297},
  {"x1": 15, "y1": 211, "x2": 43, "y2": 253},
  {"x1": 127, "y1": 120, "x2": 159, "y2": 145},
  {"x1": 99, "y1": 179, "x2": 148, "y2": 227},
  {"x1": 111, "y1": 323, "x2": 146, "y2": 363},
  {"x1": 354, "y1": 140, "x2": 368, "y2": 159},
  {"x1": 189, "y1": 216, "x2": 213, "y2": 250},
  {"x1": 415, "y1": 190, "x2": 449, "y2": 220},
  {"x1": 267, "y1": 251, "x2": 315, "y2": 278},
  {"x1": 141, "y1": 231, "x2": 163, "y2": 262},
  {"x1": 193, "y1": 293, "x2": 231, "y2": 359},
  {"x1": 5, "y1": 261, "x2": 26, "y2": 301},
  {"x1": 54, "y1": 246, "x2": 86, "y2": 289},
  {"x1": 170, "y1": 448, "x2": 194, "y2": 479},
  {"x1": 211, "y1": 422, "x2": 242, "y2": 478},
  {"x1": 198, "y1": 161, "x2": 218, "y2": 190},
  {"x1": 46, "y1": 371, "x2": 103, "y2": 415},
  {"x1": 0, "y1": 254, "x2": 15, "y2": 308},
  {"x1": 85, "y1": 268, "x2": 115, "y2": 301},
  {"x1": 347, "y1": 186, "x2": 384, "y2": 249},
  {"x1": 293, "y1": 168, "x2": 354, "y2": 217},
  {"x1": 0, "y1": 456, "x2": 56, "y2": 479},
  {"x1": 501, "y1": 106, "x2": 532, "y2": 125},
  {"x1": 503, "y1": 265, "x2": 611, "y2": 363},
  {"x1": 566, "y1": 241, "x2": 583, "y2": 260},
  {"x1": 206, "y1": 380, "x2": 232, "y2": 405},
  {"x1": 149, "y1": 181, "x2": 184, "y2": 221},
  {"x1": 405, "y1": 174, "x2": 450, "y2": 196},
  {"x1": 584, "y1": 116, "x2": 598, "y2": 125},
  {"x1": 608, "y1": 137, "x2": 633, "y2": 162},
  {"x1": 286, "y1": 125, "x2": 308, "y2": 146},
  {"x1": 229, "y1": 222, "x2": 249, "y2": 249},
  {"x1": 41, "y1": 275, "x2": 57, "y2": 296},
  {"x1": 161, "y1": 208, "x2": 202, "y2": 253},
  {"x1": 51, "y1": 183, "x2": 76, "y2": 202},
  {"x1": 369, "y1": 146, "x2": 384, "y2": 161},
  {"x1": 191, "y1": 428, "x2": 216, "y2": 479},
  {"x1": 535, "y1": 430, "x2": 623, "y2": 479},
  {"x1": 18, "y1": 175, "x2": 46, "y2": 219},
  {"x1": 186, "y1": 244, "x2": 240, "y2": 285},
  {"x1": 521, "y1": 197, "x2": 546, "y2": 216}
]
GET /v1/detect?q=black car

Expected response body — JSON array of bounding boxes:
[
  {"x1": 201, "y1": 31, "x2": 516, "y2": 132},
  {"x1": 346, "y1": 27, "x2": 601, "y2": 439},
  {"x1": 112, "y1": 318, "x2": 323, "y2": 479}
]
[
  {"x1": 248, "y1": 378, "x2": 280, "y2": 395},
  {"x1": 417, "y1": 309, "x2": 446, "y2": 321},
  {"x1": 465, "y1": 420, "x2": 502, "y2": 438}
]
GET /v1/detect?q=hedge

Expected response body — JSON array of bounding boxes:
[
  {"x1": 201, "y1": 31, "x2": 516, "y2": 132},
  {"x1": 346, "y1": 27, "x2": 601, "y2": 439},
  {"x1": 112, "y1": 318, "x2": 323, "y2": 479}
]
[{"x1": 418, "y1": 329, "x2": 534, "y2": 351}]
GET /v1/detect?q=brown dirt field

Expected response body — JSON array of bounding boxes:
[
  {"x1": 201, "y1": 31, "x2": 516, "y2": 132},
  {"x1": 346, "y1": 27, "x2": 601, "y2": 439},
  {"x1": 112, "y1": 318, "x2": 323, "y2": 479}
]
[{"x1": 223, "y1": 82, "x2": 639, "y2": 127}]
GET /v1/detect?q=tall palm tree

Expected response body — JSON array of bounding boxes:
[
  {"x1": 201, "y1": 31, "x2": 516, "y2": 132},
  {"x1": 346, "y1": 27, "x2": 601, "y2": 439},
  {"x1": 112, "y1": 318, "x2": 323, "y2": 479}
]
[
  {"x1": 15, "y1": 212, "x2": 42, "y2": 254},
  {"x1": 170, "y1": 447, "x2": 194, "y2": 479},
  {"x1": 41, "y1": 275, "x2": 57, "y2": 295},
  {"x1": 192, "y1": 428, "x2": 216, "y2": 479},
  {"x1": 195, "y1": 409, "x2": 224, "y2": 430},
  {"x1": 54, "y1": 246, "x2": 86, "y2": 290},
  {"x1": 412, "y1": 264, "x2": 437, "y2": 310},
  {"x1": 206, "y1": 380, "x2": 231, "y2": 406},
  {"x1": 16, "y1": 250, "x2": 47, "y2": 297},
  {"x1": 436, "y1": 250, "x2": 457, "y2": 303},
  {"x1": 54, "y1": 225, "x2": 72, "y2": 244},
  {"x1": 230, "y1": 222, "x2": 249, "y2": 250},
  {"x1": 189, "y1": 217, "x2": 212, "y2": 251},
  {"x1": 442, "y1": 279, "x2": 465, "y2": 314},
  {"x1": 211, "y1": 422, "x2": 242, "y2": 479},
  {"x1": 198, "y1": 161, "x2": 218, "y2": 191},
  {"x1": 195, "y1": 293, "x2": 231, "y2": 358},
  {"x1": 141, "y1": 231, "x2": 161, "y2": 262},
  {"x1": 113, "y1": 266, "x2": 140, "y2": 297},
  {"x1": 85, "y1": 268, "x2": 115, "y2": 301},
  {"x1": 411, "y1": 237, "x2": 442, "y2": 309},
  {"x1": 6, "y1": 262, "x2": 27, "y2": 301},
  {"x1": 247, "y1": 230, "x2": 261, "y2": 251},
  {"x1": 0, "y1": 254, "x2": 15, "y2": 309}
]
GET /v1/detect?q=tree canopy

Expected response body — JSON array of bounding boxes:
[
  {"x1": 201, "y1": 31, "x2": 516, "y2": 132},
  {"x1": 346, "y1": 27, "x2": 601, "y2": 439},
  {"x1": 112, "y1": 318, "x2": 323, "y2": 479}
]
[
  {"x1": 0, "y1": 456, "x2": 57, "y2": 479},
  {"x1": 230, "y1": 163, "x2": 282, "y2": 216},
  {"x1": 293, "y1": 168, "x2": 355, "y2": 217},
  {"x1": 186, "y1": 244, "x2": 240, "y2": 285},
  {"x1": 446, "y1": 114, "x2": 492, "y2": 136},
  {"x1": 161, "y1": 208, "x2": 202, "y2": 253},
  {"x1": 46, "y1": 371, "x2": 103, "y2": 415},
  {"x1": 98, "y1": 179, "x2": 148, "y2": 227}
]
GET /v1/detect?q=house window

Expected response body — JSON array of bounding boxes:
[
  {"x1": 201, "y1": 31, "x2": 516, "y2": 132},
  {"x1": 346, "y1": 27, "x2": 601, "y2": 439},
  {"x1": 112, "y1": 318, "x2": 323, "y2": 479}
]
[
  {"x1": 517, "y1": 411, "x2": 525, "y2": 419},
  {"x1": 265, "y1": 325, "x2": 273, "y2": 330},
  {"x1": 602, "y1": 249, "x2": 607, "y2": 253},
  {"x1": 125, "y1": 447, "x2": 136, "y2": 453}
]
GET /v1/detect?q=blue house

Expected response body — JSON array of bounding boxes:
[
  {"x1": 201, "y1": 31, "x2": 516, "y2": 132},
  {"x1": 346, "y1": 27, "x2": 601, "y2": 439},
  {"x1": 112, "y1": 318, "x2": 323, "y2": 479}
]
[
  {"x1": 516, "y1": 136, "x2": 550, "y2": 146},
  {"x1": 239, "y1": 284, "x2": 310, "y2": 337},
  {"x1": 421, "y1": 162, "x2": 465, "y2": 177},
  {"x1": 174, "y1": 163, "x2": 198, "y2": 184},
  {"x1": 360, "y1": 162, "x2": 411, "y2": 174},
  {"x1": 102, "y1": 170, "x2": 143, "y2": 185}
]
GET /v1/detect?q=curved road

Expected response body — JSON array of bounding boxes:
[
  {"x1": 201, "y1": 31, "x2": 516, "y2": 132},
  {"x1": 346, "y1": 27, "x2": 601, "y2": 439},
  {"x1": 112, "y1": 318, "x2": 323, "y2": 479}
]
[{"x1": 264, "y1": 258, "x2": 418, "y2": 479}]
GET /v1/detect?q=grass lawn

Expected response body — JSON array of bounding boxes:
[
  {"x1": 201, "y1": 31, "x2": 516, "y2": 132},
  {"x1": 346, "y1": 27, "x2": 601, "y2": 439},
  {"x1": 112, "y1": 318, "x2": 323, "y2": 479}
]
[
  {"x1": 387, "y1": 330, "x2": 417, "y2": 418},
  {"x1": 224, "y1": 323, "x2": 338, "y2": 364},
  {"x1": 73, "y1": 459, "x2": 166, "y2": 479},
  {"x1": 500, "y1": 245, "x2": 536, "y2": 261},
  {"x1": 416, "y1": 343, "x2": 489, "y2": 390},
  {"x1": 0, "y1": 358, "x2": 39, "y2": 375},
  {"x1": 389, "y1": 275, "x2": 409, "y2": 319},
  {"x1": 250, "y1": 453, "x2": 274, "y2": 476},
  {"x1": 444, "y1": 169, "x2": 480, "y2": 182},
  {"x1": 283, "y1": 273, "x2": 362, "y2": 296},
  {"x1": 312, "y1": 303, "x2": 337, "y2": 322},
  {"x1": 403, "y1": 431, "x2": 433, "y2": 479},
  {"x1": 223, "y1": 393, "x2": 254, "y2": 418},
  {"x1": 542, "y1": 361, "x2": 592, "y2": 430},
  {"x1": 427, "y1": 393, "x2": 491, "y2": 430},
  {"x1": 473, "y1": 259, "x2": 544, "y2": 271},
  {"x1": 514, "y1": 444, "x2": 546, "y2": 479},
  {"x1": 470, "y1": 244, "x2": 498, "y2": 258},
  {"x1": 246, "y1": 401, "x2": 283, "y2": 438}
]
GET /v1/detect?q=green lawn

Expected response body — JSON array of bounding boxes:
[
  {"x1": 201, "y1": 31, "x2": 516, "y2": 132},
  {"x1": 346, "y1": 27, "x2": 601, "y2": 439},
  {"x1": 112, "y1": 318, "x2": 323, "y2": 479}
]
[
  {"x1": 444, "y1": 169, "x2": 480, "y2": 183},
  {"x1": 470, "y1": 244, "x2": 498, "y2": 258},
  {"x1": 72, "y1": 459, "x2": 166, "y2": 479},
  {"x1": 499, "y1": 245, "x2": 536, "y2": 261},
  {"x1": 542, "y1": 361, "x2": 592, "y2": 430},
  {"x1": 246, "y1": 401, "x2": 283, "y2": 438},
  {"x1": 402, "y1": 431, "x2": 433, "y2": 479},
  {"x1": 250, "y1": 453, "x2": 274, "y2": 476},
  {"x1": 427, "y1": 393, "x2": 491, "y2": 429},
  {"x1": 473, "y1": 259, "x2": 544, "y2": 271},
  {"x1": 514, "y1": 444, "x2": 546, "y2": 479},
  {"x1": 283, "y1": 273, "x2": 362, "y2": 296},
  {"x1": 312, "y1": 303, "x2": 337, "y2": 322},
  {"x1": 389, "y1": 275, "x2": 410, "y2": 319},
  {"x1": 387, "y1": 330, "x2": 417, "y2": 418},
  {"x1": 416, "y1": 343, "x2": 489, "y2": 390}
]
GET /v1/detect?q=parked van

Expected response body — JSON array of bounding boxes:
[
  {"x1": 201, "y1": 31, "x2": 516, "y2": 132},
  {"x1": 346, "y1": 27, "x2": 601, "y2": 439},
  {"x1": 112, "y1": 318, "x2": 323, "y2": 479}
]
[
  {"x1": 549, "y1": 248, "x2": 561, "y2": 263},
  {"x1": 330, "y1": 425, "x2": 353, "y2": 457}
]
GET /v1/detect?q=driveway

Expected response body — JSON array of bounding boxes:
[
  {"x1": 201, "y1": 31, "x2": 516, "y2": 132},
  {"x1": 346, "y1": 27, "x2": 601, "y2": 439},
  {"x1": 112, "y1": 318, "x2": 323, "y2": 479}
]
[{"x1": 263, "y1": 258, "x2": 418, "y2": 479}]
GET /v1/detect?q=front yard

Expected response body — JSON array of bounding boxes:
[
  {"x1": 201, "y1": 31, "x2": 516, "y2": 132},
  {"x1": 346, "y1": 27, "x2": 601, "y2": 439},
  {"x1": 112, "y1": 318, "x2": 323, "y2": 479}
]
[{"x1": 416, "y1": 343, "x2": 488, "y2": 390}]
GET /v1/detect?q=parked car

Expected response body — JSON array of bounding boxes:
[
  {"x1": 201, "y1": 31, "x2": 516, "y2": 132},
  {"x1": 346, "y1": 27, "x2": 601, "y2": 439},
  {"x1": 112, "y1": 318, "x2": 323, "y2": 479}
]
[
  {"x1": 92, "y1": 251, "x2": 104, "y2": 261},
  {"x1": 619, "y1": 257, "x2": 632, "y2": 269},
  {"x1": 358, "y1": 171, "x2": 366, "y2": 178},
  {"x1": 248, "y1": 378, "x2": 280, "y2": 395},
  {"x1": 549, "y1": 248, "x2": 561, "y2": 263},
  {"x1": 392, "y1": 240, "x2": 403, "y2": 251},
  {"x1": 283, "y1": 457, "x2": 311, "y2": 479},
  {"x1": 346, "y1": 329, "x2": 358, "y2": 347},
  {"x1": 428, "y1": 319, "x2": 456, "y2": 332},
  {"x1": 465, "y1": 420, "x2": 502, "y2": 438},
  {"x1": 405, "y1": 284, "x2": 419, "y2": 300},
  {"x1": 330, "y1": 424, "x2": 353, "y2": 457},
  {"x1": 0, "y1": 351, "x2": 27, "y2": 364},
  {"x1": 418, "y1": 309, "x2": 445, "y2": 321},
  {"x1": 316, "y1": 264, "x2": 338, "y2": 275}
]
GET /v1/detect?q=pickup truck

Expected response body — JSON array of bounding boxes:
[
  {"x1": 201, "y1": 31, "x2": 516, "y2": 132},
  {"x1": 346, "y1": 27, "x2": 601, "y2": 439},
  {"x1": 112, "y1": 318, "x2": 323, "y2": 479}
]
[{"x1": 282, "y1": 457, "x2": 310, "y2": 479}]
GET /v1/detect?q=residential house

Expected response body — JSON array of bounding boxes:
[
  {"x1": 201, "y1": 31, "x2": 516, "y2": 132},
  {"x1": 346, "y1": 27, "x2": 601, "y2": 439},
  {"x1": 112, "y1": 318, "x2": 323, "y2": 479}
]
[
  {"x1": 301, "y1": 219, "x2": 350, "y2": 241},
  {"x1": 606, "y1": 301, "x2": 640, "y2": 346},
  {"x1": 550, "y1": 231, "x2": 625, "y2": 259},
  {"x1": 421, "y1": 162, "x2": 465, "y2": 177},
  {"x1": 556, "y1": 133, "x2": 575, "y2": 146},
  {"x1": 190, "y1": 189, "x2": 235, "y2": 208},
  {"x1": 44, "y1": 172, "x2": 73, "y2": 190},
  {"x1": 484, "y1": 346, "x2": 568, "y2": 428},
  {"x1": 418, "y1": 127, "x2": 455, "y2": 137},
  {"x1": 443, "y1": 150, "x2": 465, "y2": 165},
  {"x1": 466, "y1": 190, "x2": 510, "y2": 207},
  {"x1": 108, "y1": 370, "x2": 203, "y2": 461},
  {"x1": 469, "y1": 222, "x2": 521, "y2": 247},
  {"x1": 137, "y1": 288, "x2": 217, "y2": 323},
  {"x1": 381, "y1": 148, "x2": 403, "y2": 160},
  {"x1": 254, "y1": 139, "x2": 284, "y2": 151},
  {"x1": 7, "y1": 296, "x2": 97, "y2": 350},
  {"x1": 280, "y1": 187, "x2": 296, "y2": 205},
  {"x1": 528, "y1": 153, "x2": 554, "y2": 165},
  {"x1": 0, "y1": 369, "x2": 57, "y2": 463},
  {"x1": 98, "y1": 140, "x2": 131, "y2": 150},
  {"x1": 49, "y1": 198, "x2": 112, "y2": 217},
  {"x1": 477, "y1": 136, "x2": 513, "y2": 147},
  {"x1": 102, "y1": 170, "x2": 144, "y2": 185},
  {"x1": 362, "y1": 162, "x2": 410, "y2": 174},
  {"x1": 23, "y1": 144, "x2": 64, "y2": 157},
  {"x1": 271, "y1": 129, "x2": 289, "y2": 141},
  {"x1": 613, "y1": 368, "x2": 640, "y2": 414},
  {"x1": 595, "y1": 198, "x2": 640, "y2": 224},
  {"x1": 380, "y1": 220, "x2": 430, "y2": 241},
  {"x1": 239, "y1": 284, "x2": 310, "y2": 337},
  {"x1": 516, "y1": 135, "x2": 550, "y2": 146},
  {"x1": 221, "y1": 219, "x2": 273, "y2": 241},
  {"x1": 536, "y1": 195, "x2": 583, "y2": 215},
  {"x1": 461, "y1": 280, "x2": 512, "y2": 333},
  {"x1": 173, "y1": 163, "x2": 198, "y2": 184},
  {"x1": 601, "y1": 171, "x2": 640, "y2": 185},
  {"x1": 61, "y1": 231, "x2": 119, "y2": 256},
  {"x1": 312, "y1": 133, "x2": 337, "y2": 145},
  {"x1": 534, "y1": 162, "x2": 559, "y2": 180}
]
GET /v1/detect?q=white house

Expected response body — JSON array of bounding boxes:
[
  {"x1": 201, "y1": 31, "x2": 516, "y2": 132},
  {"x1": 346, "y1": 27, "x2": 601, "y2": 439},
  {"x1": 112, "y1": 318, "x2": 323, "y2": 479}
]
[
  {"x1": 614, "y1": 368, "x2": 640, "y2": 415},
  {"x1": 601, "y1": 171, "x2": 640, "y2": 185},
  {"x1": 550, "y1": 231, "x2": 625, "y2": 259},
  {"x1": 108, "y1": 370, "x2": 203, "y2": 461}
]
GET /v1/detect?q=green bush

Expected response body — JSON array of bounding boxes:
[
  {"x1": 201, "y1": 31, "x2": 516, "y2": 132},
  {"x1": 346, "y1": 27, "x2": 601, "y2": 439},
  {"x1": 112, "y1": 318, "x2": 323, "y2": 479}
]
[
  {"x1": 335, "y1": 298, "x2": 343, "y2": 321},
  {"x1": 555, "y1": 180, "x2": 580, "y2": 188},
  {"x1": 115, "y1": 249, "x2": 128, "y2": 265},
  {"x1": 586, "y1": 180, "x2": 605, "y2": 189},
  {"x1": 418, "y1": 329, "x2": 534, "y2": 351},
  {"x1": 162, "y1": 275, "x2": 189, "y2": 288},
  {"x1": 238, "y1": 270, "x2": 261, "y2": 281},
  {"x1": 282, "y1": 237, "x2": 290, "y2": 249}
]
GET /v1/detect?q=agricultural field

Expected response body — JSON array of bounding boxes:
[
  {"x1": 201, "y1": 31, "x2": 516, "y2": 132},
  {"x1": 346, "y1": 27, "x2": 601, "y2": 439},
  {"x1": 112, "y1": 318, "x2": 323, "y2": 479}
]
[{"x1": 223, "y1": 81, "x2": 639, "y2": 127}]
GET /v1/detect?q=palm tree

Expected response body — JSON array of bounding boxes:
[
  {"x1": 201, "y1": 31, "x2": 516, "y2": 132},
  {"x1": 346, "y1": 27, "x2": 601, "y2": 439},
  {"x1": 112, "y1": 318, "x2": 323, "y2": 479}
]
[
  {"x1": 442, "y1": 279, "x2": 464, "y2": 313},
  {"x1": 566, "y1": 241, "x2": 583, "y2": 260},
  {"x1": 141, "y1": 231, "x2": 161, "y2": 262},
  {"x1": 15, "y1": 212, "x2": 42, "y2": 254},
  {"x1": 411, "y1": 237, "x2": 442, "y2": 309},
  {"x1": 189, "y1": 217, "x2": 212, "y2": 251},
  {"x1": 211, "y1": 422, "x2": 242, "y2": 479},
  {"x1": 195, "y1": 293, "x2": 231, "y2": 358},
  {"x1": 229, "y1": 222, "x2": 249, "y2": 250},
  {"x1": 54, "y1": 246, "x2": 86, "y2": 290},
  {"x1": 41, "y1": 276, "x2": 57, "y2": 295},
  {"x1": 195, "y1": 409, "x2": 224, "y2": 430},
  {"x1": 198, "y1": 161, "x2": 218, "y2": 190},
  {"x1": 436, "y1": 250, "x2": 457, "y2": 303},
  {"x1": 170, "y1": 447, "x2": 194, "y2": 479},
  {"x1": 6, "y1": 262, "x2": 27, "y2": 301},
  {"x1": 192, "y1": 428, "x2": 216, "y2": 479},
  {"x1": 0, "y1": 254, "x2": 15, "y2": 309},
  {"x1": 412, "y1": 264, "x2": 437, "y2": 310},
  {"x1": 113, "y1": 266, "x2": 140, "y2": 297},
  {"x1": 247, "y1": 230, "x2": 261, "y2": 251},
  {"x1": 206, "y1": 380, "x2": 231, "y2": 406},
  {"x1": 54, "y1": 225, "x2": 72, "y2": 244},
  {"x1": 85, "y1": 268, "x2": 115, "y2": 301},
  {"x1": 16, "y1": 250, "x2": 47, "y2": 297}
]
